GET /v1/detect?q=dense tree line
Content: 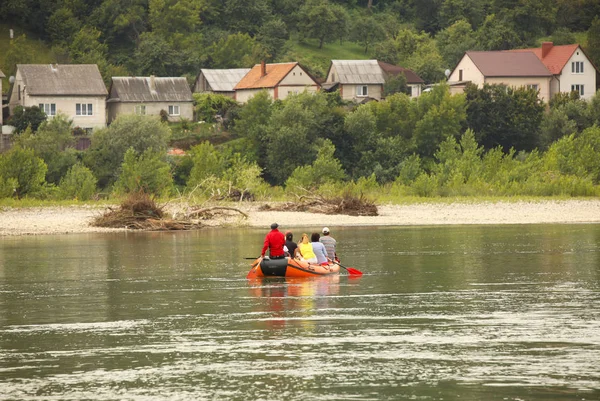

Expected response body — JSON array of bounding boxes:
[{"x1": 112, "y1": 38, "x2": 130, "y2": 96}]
[
  {"x1": 2, "y1": 0, "x2": 600, "y2": 84},
  {"x1": 2, "y1": 85, "x2": 600, "y2": 201}
]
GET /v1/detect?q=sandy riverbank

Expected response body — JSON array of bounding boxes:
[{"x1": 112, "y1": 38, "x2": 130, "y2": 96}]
[{"x1": 1, "y1": 200, "x2": 599, "y2": 236}]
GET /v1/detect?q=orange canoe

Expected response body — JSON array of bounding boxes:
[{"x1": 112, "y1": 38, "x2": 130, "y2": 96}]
[{"x1": 247, "y1": 257, "x2": 341, "y2": 278}]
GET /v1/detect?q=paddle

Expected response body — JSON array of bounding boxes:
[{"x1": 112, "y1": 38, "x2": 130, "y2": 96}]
[{"x1": 329, "y1": 258, "x2": 363, "y2": 276}]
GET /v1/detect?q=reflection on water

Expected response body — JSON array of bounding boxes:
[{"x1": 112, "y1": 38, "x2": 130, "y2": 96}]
[{"x1": 0, "y1": 225, "x2": 599, "y2": 400}]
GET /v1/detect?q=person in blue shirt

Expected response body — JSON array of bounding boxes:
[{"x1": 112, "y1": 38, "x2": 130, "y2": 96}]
[{"x1": 310, "y1": 232, "x2": 329, "y2": 265}]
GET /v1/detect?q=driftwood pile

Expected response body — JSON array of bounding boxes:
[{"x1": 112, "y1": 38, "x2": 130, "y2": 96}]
[
  {"x1": 260, "y1": 193, "x2": 378, "y2": 216},
  {"x1": 93, "y1": 191, "x2": 248, "y2": 231}
]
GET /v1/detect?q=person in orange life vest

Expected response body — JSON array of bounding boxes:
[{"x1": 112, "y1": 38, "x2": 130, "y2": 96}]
[{"x1": 261, "y1": 223, "x2": 286, "y2": 259}]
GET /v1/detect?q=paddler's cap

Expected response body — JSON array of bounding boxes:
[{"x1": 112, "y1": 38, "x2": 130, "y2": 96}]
[
  {"x1": 271, "y1": 223, "x2": 279, "y2": 229},
  {"x1": 322, "y1": 227, "x2": 330, "y2": 234}
]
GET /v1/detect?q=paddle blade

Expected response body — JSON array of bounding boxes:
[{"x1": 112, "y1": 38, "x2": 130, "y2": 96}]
[{"x1": 345, "y1": 267, "x2": 363, "y2": 276}]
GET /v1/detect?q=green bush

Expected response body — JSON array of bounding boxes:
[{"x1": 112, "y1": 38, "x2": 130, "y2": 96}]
[
  {"x1": 58, "y1": 163, "x2": 97, "y2": 200},
  {"x1": 193, "y1": 93, "x2": 237, "y2": 123},
  {"x1": 0, "y1": 147, "x2": 48, "y2": 198},
  {"x1": 113, "y1": 148, "x2": 173, "y2": 198}
]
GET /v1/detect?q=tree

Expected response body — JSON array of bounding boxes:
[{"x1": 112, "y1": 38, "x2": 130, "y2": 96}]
[
  {"x1": 297, "y1": 0, "x2": 338, "y2": 49},
  {"x1": 233, "y1": 91, "x2": 274, "y2": 163},
  {"x1": 59, "y1": 163, "x2": 98, "y2": 201},
  {"x1": 0, "y1": 146, "x2": 47, "y2": 198},
  {"x1": 193, "y1": 93, "x2": 238, "y2": 123},
  {"x1": 285, "y1": 139, "x2": 345, "y2": 189},
  {"x1": 257, "y1": 18, "x2": 290, "y2": 61},
  {"x1": 149, "y1": 0, "x2": 203, "y2": 35},
  {"x1": 351, "y1": 14, "x2": 386, "y2": 53},
  {"x1": 8, "y1": 106, "x2": 47, "y2": 134},
  {"x1": 586, "y1": 17, "x2": 600, "y2": 70},
  {"x1": 222, "y1": 0, "x2": 271, "y2": 35},
  {"x1": 383, "y1": 73, "x2": 409, "y2": 97},
  {"x1": 476, "y1": 14, "x2": 521, "y2": 51},
  {"x1": 438, "y1": 0, "x2": 485, "y2": 30},
  {"x1": 69, "y1": 26, "x2": 108, "y2": 64},
  {"x1": 464, "y1": 83, "x2": 544, "y2": 152},
  {"x1": 436, "y1": 19, "x2": 477, "y2": 68},
  {"x1": 47, "y1": 7, "x2": 81, "y2": 45},
  {"x1": 84, "y1": 115, "x2": 171, "y2": 188},
  {"x1": 114, "y1": 147, "x2": 173, "y2": 197},
  {"x1": 13, "y1": 114, "x2": 78, "y2": 184},
  {"x1": 187, "y1": 141, "x2": 225, "y2": 187},
  {"x1": 210, "y1": 33, "x2": 264, "y2": 69}
]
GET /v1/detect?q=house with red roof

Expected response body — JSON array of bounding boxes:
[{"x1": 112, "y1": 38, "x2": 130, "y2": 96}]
[
  {"x1": 508, "y1": 42, "x2": 598, "y2": 100},
  {"x1": 234, "y1": 62, "x2": 320, "y2": 103},
  {"x1": 448, "y1": 43, "x2": 599, "y2": 102},
  {"x1": 447, "y1": 51, "x2": 554, "y2": 101}
]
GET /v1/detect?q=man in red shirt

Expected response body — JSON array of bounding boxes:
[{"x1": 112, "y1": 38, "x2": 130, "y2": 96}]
[{"x1": 261, "y1": 223, "x2": 286, "y2": 259}]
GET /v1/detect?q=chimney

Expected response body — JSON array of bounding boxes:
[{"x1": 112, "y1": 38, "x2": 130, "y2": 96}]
[
  {"x1": 260, "y1": 60, "x2": 266, "y2": 78},
  {"x1": 541, "y1": 42, "x2": 553, "y2": 58},
  {"x1": 150, "y1": 75, "x2": 156, "y2": 91}
]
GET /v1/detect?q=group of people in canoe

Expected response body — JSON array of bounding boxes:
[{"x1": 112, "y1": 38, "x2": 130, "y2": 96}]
[{"x1": 261, "y1": 223, "x2": 338, "y2": 266}]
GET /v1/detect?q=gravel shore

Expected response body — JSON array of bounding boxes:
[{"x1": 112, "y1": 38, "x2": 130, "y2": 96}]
[{"x1": 1, "y1": 200, "x2": 599, "y2": 236}]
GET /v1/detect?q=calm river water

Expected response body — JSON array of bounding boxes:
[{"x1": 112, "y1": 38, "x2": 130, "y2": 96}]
[{"x1": 1, "y1": 224, "x2": 599, "y2": 400}]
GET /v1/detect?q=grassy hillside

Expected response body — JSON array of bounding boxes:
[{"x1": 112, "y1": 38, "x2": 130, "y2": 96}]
[
  {"x1": 0, "y1": 23, "x2": 54, "y2": 93},
  {"x1": 285, "y1": 38, "x2": 369, "y2": 79}
]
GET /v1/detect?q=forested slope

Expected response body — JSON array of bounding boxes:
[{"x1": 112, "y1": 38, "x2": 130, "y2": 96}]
[{"x1": 1, "y1": 0, "x2": 600, "y2": 89}]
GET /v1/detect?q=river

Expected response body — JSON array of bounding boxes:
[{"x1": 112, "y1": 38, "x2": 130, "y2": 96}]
[{"x1": 1, "y1": 224, "x2": 599, "y2": 400}]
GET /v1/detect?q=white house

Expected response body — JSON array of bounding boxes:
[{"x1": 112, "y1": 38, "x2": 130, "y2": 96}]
[
  {"x1": 234, "y1": 62, "x2": 320, "y2": 103},
  {"x1": 8, "y1": 64, "x2": 108, "y2": 131},
  {"x1": 508, "y1": 42, "x2": 598, "y2": 100}
]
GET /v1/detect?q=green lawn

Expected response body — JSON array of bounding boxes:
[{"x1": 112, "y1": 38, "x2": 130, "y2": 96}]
[{"x1": 286, "y1": 38, "x2": 369, "y2": 79}]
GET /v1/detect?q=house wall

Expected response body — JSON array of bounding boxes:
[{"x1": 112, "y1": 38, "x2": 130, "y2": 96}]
[
  {"x1": 340, "y1": 83, "x2": 382, "y2": 101},
  {"x1": 0, "y1": 78, "x2": 3, "y2": 126},
  {"x1": 558, "y1": 48, "x2": 597, "y2": 100},
  {"x1": 278, "y1": 85, "x2": 319, "y2": 100},
  {"x1": 408, "y1": 84, "x2": 422, "y2": 98},
  {"x1": 235, "y1": 88, "x2": 275, "y2": 103},
  {"x1": 448, "y1": 55, "x2": 485, "y2": 86},
  {"x1": 107, "y1": 101, "x2": 193, "y2": 123},
  {"x1": 193, "y1": 73, "x2": 209, "y2": 93},
  {"x1": 485, "y1": 76, "x2": 552, "y2": 101}
]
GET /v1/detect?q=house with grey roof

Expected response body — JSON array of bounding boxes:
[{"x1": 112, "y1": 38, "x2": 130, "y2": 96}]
[
  {"x1": 448, "y1": 51, "x2": 553, "y2": 101},
  {"x1": 324, "y1": 60, "x2": 425, "y2": 101},
  {"x1": 325, "y1": 60, "x2": 385, "y2": 102},
  {"x1": 193, "y1": 68, "x2": 251, "y2": 98},
  {"x1": 107, "y1": 76, "x2": 193, "y2": 123},
  {"x1": 8, "y1": 64, "x2": 108, "y2": 131}
]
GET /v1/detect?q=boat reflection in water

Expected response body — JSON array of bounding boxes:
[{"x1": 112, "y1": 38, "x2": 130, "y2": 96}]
[{"x1": 247, "y1": 275, "x2": 341, "y2": 330}]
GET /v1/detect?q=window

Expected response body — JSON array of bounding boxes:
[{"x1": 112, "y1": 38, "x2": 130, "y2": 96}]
[
  {"x1": 39, "y1": 103, "x2": 56, "y2": 116},
  {"x1": 526, "y1": 84, "x2": 539, "y2": 91},
  {"x1": 572, "y1": 61, "x2": 584, "y2": 74},
  {"x1": 168, "y1": 105, "x2": 180, "y2": 116},
  {"x1": 356, "y1": 85, "x2": 368, "y2": 97},
  {"x1": 571, "y1": 84, "x2": 584, "y2": 96},
  {"x1": 331, "y1": 73, "x2": 335, "y2": 81},
  {"x1": 76, "y1": 103, "x2": 93, "y2": 116},
  {"x1": 135, "y1": 105, "x2": 146, "y2": 115},
  {"x1": 18, "y1": 85, "x2": 21, "y2": 100},
  {"x1": 459, "y1": 69, "x2": 463, "y2": 81}
]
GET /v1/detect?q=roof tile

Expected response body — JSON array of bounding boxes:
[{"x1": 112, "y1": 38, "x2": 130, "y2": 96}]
[{"x1": 235, "y1": 62, "x2": 299, "y2": 90}]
